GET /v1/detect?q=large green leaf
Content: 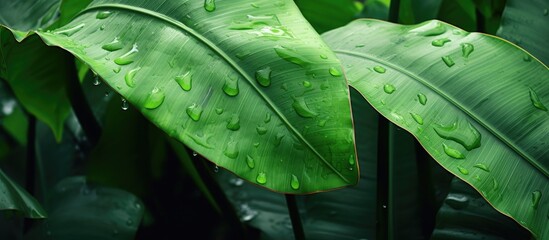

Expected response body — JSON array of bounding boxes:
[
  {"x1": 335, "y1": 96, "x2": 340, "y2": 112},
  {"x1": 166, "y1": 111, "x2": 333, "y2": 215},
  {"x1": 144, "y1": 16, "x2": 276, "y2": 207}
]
[
  {"x1": 323, "y1": 19, "x2": 549, "y2": 238},
  {"x1": 34, "y1": 0, "x2": 357, "y2": 193},
  {"x1": 24, "y1": 176, "x2": 144, "y2": 240},
  {"x1": 497, "y1": 0, "x2": 549, "y2": 65},
  {"x1": 0, "y1": 168, "x2": 46, "y2": 218},
  {"x1": 294, "y1": 0, "x2": 362, "y2": 33},
  {"x1": 0, "y1": 30, "x2": 72, "y2": 142},
  {"x1": 0, "y1": 0, "x2": 61, "y2": 41}
]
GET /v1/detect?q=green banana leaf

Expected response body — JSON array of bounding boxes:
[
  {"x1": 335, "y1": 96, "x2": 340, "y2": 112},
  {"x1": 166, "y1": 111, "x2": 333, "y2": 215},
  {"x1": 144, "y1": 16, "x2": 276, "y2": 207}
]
[
  {"x1": 294, "y1": 0, "x2": 363, "y2": 33},
  {"x1": 24, "y1": 176, "x2": 144, "y2": 240},
  {"x1": 0, "y1": 168, "x2": 46, "y2": 218},
  {"x1": 432, "y1": 178, "x2": 531, "y2": 240},
  {"x1": 323, "y1": 19, "x2": 549, "y2": 238},
  {"x1": 25, "y1": 0, "x2": 358, "y2": 193},
  {"x1": 0, "y1": 0, "x2": 61, "y2": 41},
  {"x1": 399, "y1": 0, "x2": 443, "y2": 24},
  {"x1": 0, "y1": 30, "x2": 72, "y2": 142},
  {"x1": 497, "y1": 0, "x2": 549, "y2": 65},
  {"x1": 437, "y1": 0, "x2": 477, "y2": 32}
]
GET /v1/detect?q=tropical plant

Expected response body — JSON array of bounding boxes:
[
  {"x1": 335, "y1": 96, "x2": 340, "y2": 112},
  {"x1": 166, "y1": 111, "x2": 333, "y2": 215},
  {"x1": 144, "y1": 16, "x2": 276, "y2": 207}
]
[{"x1": 0, "y1": 0, "x2": 547, "y2": 239}]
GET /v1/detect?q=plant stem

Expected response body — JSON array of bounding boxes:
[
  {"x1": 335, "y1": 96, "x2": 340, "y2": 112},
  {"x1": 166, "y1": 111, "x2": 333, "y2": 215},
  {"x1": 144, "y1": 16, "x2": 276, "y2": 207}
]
[
  {"x1": 376, "y1": 115, "x2": 389, "y2": 240},
  {"x1": 285, "y1": 194, "x2": 305, "y2": 240},
  {"x1": 388, "y1": 0, "x2": 401, "y2": 23},
  {"x1": 187, "y1": 147, "x2": 248, "y2": 240},
  {"x1": 65, "y1": 55, "x2": 101, "y2": 146}
]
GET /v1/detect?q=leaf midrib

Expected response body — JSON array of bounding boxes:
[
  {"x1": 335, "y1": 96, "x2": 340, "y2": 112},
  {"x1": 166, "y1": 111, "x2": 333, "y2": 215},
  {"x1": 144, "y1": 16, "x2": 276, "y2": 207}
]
[
  {"x1": 335, "y1": 49, "x2": 548, "y2": 177},
  {"x1": 78, "y1": 3, "x2": 350, "y2": 183}
]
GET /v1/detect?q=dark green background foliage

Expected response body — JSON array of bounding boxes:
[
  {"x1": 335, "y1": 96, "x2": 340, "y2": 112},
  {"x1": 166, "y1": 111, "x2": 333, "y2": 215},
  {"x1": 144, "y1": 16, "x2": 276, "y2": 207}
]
[{"x1": 0, "y1": 0, "x2": 547, "y2": 239}]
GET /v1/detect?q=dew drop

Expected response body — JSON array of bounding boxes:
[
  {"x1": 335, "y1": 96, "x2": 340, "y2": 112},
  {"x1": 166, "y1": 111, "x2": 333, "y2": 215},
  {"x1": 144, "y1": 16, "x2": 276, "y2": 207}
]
[
  {"x1": 473, "y1": 163, "x2": 490, "y2": 172},
  {"x1": 113, "y1": 67, "x2": 121, "y2": 73},
  {"x1": 292, "y1": 97, "x2": 318, "y2": 118},
  {"x1": 410, "y1": 21, "x2": 446, "y2": 36},
  {"x1": 383, "y1": 84, "x2": 396, "y2": 94},
  {"x1": 318, "y1": 119, "x2": 327, "y2": 127},
  {"x1": 348, "y1": 155, "x2": 356, "y2": 165},
  {"x1": 274, "y1": 46, "x2": 308, "y2": 67},
  {"x1": 274, "y1": 132, "x2": 285, "y2": 146},
  {"x1": 256, "y1": 126, "x2": 267, "y2": 135},
  {"x1": 320, "y1": 54, "x2": 327, "y2": 59},
  {"x1": 329, "y1": 67, "x2": 342, "y2": 77},
  {"x1": 290, "y1": 174, "x2": 300, "y2": 190},
  {"x1": 251, "y1": 3, "x2": 259, "y2": 8},
  {"x1": 246, "y1": 155, "x2": 255, "y2": 169},
  {"x1": 431, "y1": 38, "x2": 451, "y2": 47},
  {"x1": 532, "y1": 191, "x2": 542, "y2": 209},
  {"x1": 417, "y1": 93, "x2": 427, "y2": 105},
  {"x1": 114, "y1": 44, "x2": 138, "y2": 65},
  {"x1": 442, "y1": 143, "x2": 465, "y2": 159},
  {"x1": 441, "y1": 56, "x2": 455, "y2": 67},
  {"x1": 186, "y1": 103, "x2": 203, "y2": 121},
  {"x1": 529, "y1": 88, "x2": 548, "y2": 111},
  {"x1": 144, "y1": 87, "x2": 165, "y2": 109},
  {"x1": 226, "y1": 114, "x2": 240, "y2": 131},
  {"x1": 434, "y1": 120, "x2": 481, "y2": 150},
  {"x1": 302, "y1": 81, "x2": 312, "y2": 88},
  {"x1": 54, "y1": 23, "x2": 85, "y2": 36},
  {"x1": 214, "y1": 165, "x2": 219, "y2": 173},
  {"x1": 204, "y1": 0, "x2": 216, "y2": 12},
  {"x1": 124, "y1": 67, "x2": 140, "y2": 88},
  {"x1": 355, "y1": 44, "x2": 365, "y2": 48},
  {"x1": 264, "y1": 113, "x2": 271, "y2": 123},
  {"x1": 121, "y1": 98, "x2": 129, "y2": 111},
  {"x1": 96, "y1": 11, "x2": 112, "y2": 19},
  {"x1": 410, "y1": 113, "x2": 424, "y2": 125},
  {"x1": 224, "y1": 141, "x2": 239, "y2": 159},
  {"x1": 93, "y1": 75, "x2": 101, "y2": 86},
  {"x1": 223, "y1": 76, "x2": 239, "y2": 96},
  {"x1": 187, "y1": 133, "x2": 214, "y2": 149},
  {"x1": 100, "y1": 24, "x2": 105, "y2": 30},
  {"x1": 373, "y1": 66, "x2": 386, "y2": 73},
  {"x1": 256, "y1": 172, "x2": 267, "y2": 184},
  {"x1": 457, "y1": 166, "x2": 469, "y2": 175},
  {"x1": 461, "y1": 43, "x2": 474, "y2": 58},
  {"x1": 174, "y1": 72, "x2": 192, "y2": 91},
  {"x1": 445, "y1": 194, "x2": 469, "y2": 210},
  {"x1": 102, "y1": 37, "x2": 124, "y2": 51},
  {"x1": 215, "y1": 108, "x2": 223, "y2": 115},
  {"x1": 255, "y1": 67, "x2": 272, "y2": 87}
]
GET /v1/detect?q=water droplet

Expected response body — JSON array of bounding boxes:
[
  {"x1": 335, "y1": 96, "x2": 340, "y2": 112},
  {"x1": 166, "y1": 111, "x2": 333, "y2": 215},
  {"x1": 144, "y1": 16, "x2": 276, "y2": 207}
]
[
  {"x1": 144, "y1": 87, "x2": 165, "y2": 109},
  {"x1": 192, "y1": 151, "x2": 198, "y2": 157},
  {"x1": 373, "y1": 66, "x2": 386, "y2": 73},
  {"x1": 383, "y1": 84, "x2": 396, "y2": 94},
  {"x1": 187, "y1": 133, "x2": 214, "y2": 149},
  {"x1": 302, "y1": 81, "x2": 312, "y2": 88},
  {"x1": 410, "y1": 21, "x2": 446, "y2": 36},
  {"x1": 121, "y1": 98, "x2": 129, "y2": 111},
  {"x1": 256, "y1": 126, "x2": 267, "y2": 135},
  {"x1": 174, "y1": 72, "x2": 192, "y2": 91},
  {"x1": 251, "y1": 3, "x2": 259, "y2": 8},
  {"x1": 409, "y1": 113, "x2": 424, "y2": 125},
  {"x1": 355, "y1": 44, "x2": 365, "y2": 48},
  {"x1": 204, "y1": 0, "x2": 216, "y2": 12},
  {"x1": 226, "y1": 114, "x2": 240, "y2": 131},
  {"x1": 114, "y1": 44, "x2": 138, "y2": 65},
  {"x1": 93, "y1": 75, "x2": 101, "y2": 86},
  {"x1": 264, "y1": 113, "x2": 271, "y2": 123},
  {"x1": 230, "y1": 178, "x2": 244, "y2": 186},
  {"x1": 523, "y1": 54, "x2": 532, "y2": 62},
  {"x1": 445, "y1": 194, "x2": 469, "y2": 210},
  {"x1": 292, "y1": 97, "x2": 317, "y2": 118},
  {"x1": 255, "y1": 67, "x2": 271, "y2": 87},
  {"x1": 54, "y1": 23, "x2": 85, "y2": 36},
  {"x1": 290, "y1": 174, "x2": 300, "y2": 190},
  {"x1": 492, "y1": 178, "x2": 499, "y2": 190},
  {"x1": 329, "y1": 67, "x2": 342, "y2": 77},
  {"x1": 529, "y1": 88, "x2": 548, "y2": 111},
  {"x1": 246, "y1": 155, "x2": 255, "y2": 169},
  {"x1": 96, "y1": 11, "x2": 112, "y2": 19},
  {"x1": 238, "y1": 203, "x2": 258, "y2": 222},
  {"x1": 275, "y1": 132, "x2": 285, "y2": 146},
  {"x1": 417, "y1": 93, "x2": 427, "y2": 105},
  {"x1": 223, "y1": 76, "x2": 239, "y2": 96},
  {"x1": 457, "y1": 166, "x2": 469, "y2": 175},
  {"x1": 274, "y1": 46, "x2": 308, "y2": 67},
  {"x1": 186, "y1": 103, "x2": 203, "y2": 121},
  {"x1": 431, "y1": 38, "x2": 451, "y2": 47},
  {"x1": 473, "y1": 163, "x2": 490, "y2": 172},
  {"x1": 348, "y1": 155, "x2": 356, "y2": 165},
  {"x1": 100, "y1": 24, "x2": 105, "y2": 30},
  {"x1": 434, "y1": 120, "x2": 481, "y2": 150},
  {"x1": 256, "y1": 172, "x2": 267, "y2": 184},
  {"x1": 532, "y1": 191, "x2": 542, "y2": 209},
  {"x1": 441, "y1": 56, "x2": 455, "y2": 67},
  {"x1": 215, "y1": 108, "x2": 223, "y2": 115},
  {"x1": 318, "y1": 119, "x2": 327, "y2": 127},
  {"x1": 461, "y1": 43, "x2": 474, "y2": 58},
  {"x1": 214, "y1": 165, "x2": 219, "y2": 173},
  {"x1": 124, "y1": 67, "x2": 141, "y2": 87},
  {"x1": 113, "y1": 67, "x2": 121, "y2": 73},
  {"x1": 320, "y1": 54, "x2": 327, "y2": 59},
  {"x1": 442, "y1": 143, "x2": 465, "y2": 159},
  {"x1": 223, "y1": 140, "x2": 239, "y2": 159}
]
